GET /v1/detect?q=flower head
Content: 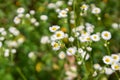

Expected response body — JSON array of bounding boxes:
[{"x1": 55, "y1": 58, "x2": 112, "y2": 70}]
[
  {"x1": 101, "y1": 31, "x2": 111, "y2": 40},
  {"x1": 49, "y1": 25, "x2": 60, "y2": 32},
  {"x1": 103, "y1": 56, "x2": 113, "y2": 65}
]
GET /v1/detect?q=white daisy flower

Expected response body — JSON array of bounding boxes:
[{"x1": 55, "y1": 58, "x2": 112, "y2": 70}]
[
  {"x1": 49, "y1": 25, "x2": 60, "y2": 32},
  {"x1": 17, "y1": 7, "x2": 25, "y2": 14},
  {"x1": 103, "y1": 56, "x2": 113, "y2": 65},
  {"x1": 92, "y1": 7, "x2": 101, "y2": 14},
  {"x1": 30, "y1": 10, "x2": 35, "y2": 15},
  {"x1": 11, "y1": 49, "x2": 16, "y2": 54},
  {"x1": 67, "y1": 47, "x2": 77, "y2": 56},
  {"x1": 91, "y1": 34, "x2": 100, "y2": 41},
  {"x1": 92, "y1": 71, "x2": 97, "y2": 77},
  {"x1": 40, "y1": 36, "x2": 50, "y2": 44},
  {"x1": 78, "y1": 48, "x2": 84, "y2": 53},
  {"x1": 25, "y1": 13, "x2": 30, "y2": 18},
  {"x1": 58, "y1": 51, "x2": 66, "y2": 59},
  {"x1": 104, "y1": 67, "x2": 114, "y2": 75},
  {"x1": 79, "y1": 36, "x2": 86, "y2": 42},
  {"x1": 54, "y1": 31, "x2": 64, "y2": 40},
  {"x1": 48, "y1": 3, "x2": 56, "y2": 9},
  {"x1": 56, "y1": 1, "x2": 63, "y2": 7},
  {"x1": 86, "y1": 47, "x2": 92, "y2": 51},
  {"x1": 80, "y1": 4, "x2": 89, "y2": 11},
  {"x1": 112, "y1": 23, "x2": 119, "y2": 29},
  {"x1": 111, "y1": 63, "x2": 120, "y2": 70},
  {"x1": 34, "y1": 22, "x2": 39, "y2": 26},
  {"x1": 93, "y1": 63, "x2": 102, "y2": 70},
  {"x1": 40, "y1": 15, "x2": 48, "y2": 21},
  {"x1": 68, "y1": 36, "x2": 74, "y2": 42},
  {"x1": 4, "y1": 49, "x2": 10, "y2": 57},
  {"x1": 101, "y1": 31, "x2": 111, "y2": 40},
  {"x1": 30, "y1": 18, "x2": 36, "y2": 23},
  {"x1": 14, "y1": 17, "x2": 21, "y2": 24},
  {"x1": 111, "y1": 54, "x2": 120, "y2": 63},
  {"x1": 58, "y1": 10, "x2": 68, "y2": 18},
  {"x1": 51, "y1": 42, "x2": 60, "y2": 50}
]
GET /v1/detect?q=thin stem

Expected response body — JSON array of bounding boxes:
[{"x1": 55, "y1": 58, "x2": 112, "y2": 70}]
[
  {"x1": 105, "y1": 41, "x2": 110, "y2": 55},
  {"x1": 115, "y1": 71, "x2": 119, "y2": 79},
  {"x1": 16, "y1": 67, "x2": 27, "y2": 80}
]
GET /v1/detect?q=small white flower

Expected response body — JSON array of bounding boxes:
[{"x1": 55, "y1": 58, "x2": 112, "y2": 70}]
[
  {"x1": 103, "y1": 56, "x2": 113, "y2": 65},
  {"x1": 0, "y1": 27, "x2": 5, "y2": 33},
  {"x1": 30, "y1": 10, "x2": 35, "y2": 15},
  {"x1": 49, "y1": 25, "x2": 60, "y2": 32},
  {"x1": 58, "y1": 51, "x2": 66, "y2": 59},
  {"x1": 111, "y1": 63, "x2": 120, "y2": 70},
  {"x1": 11, "y1": 49, "x2": 16, "y2": 54},
  {"x1": 40, "y1": 15, "x2": 48, "y2": 21},
  {"x1": 91, "y1": 34, "x2": 100, "y2": 41},
  {"x1": 4, "y1": 49, "x2": 10, "y2": 57},
  {"x1": 17, "y1": 7, "x2": 25, "y2": 14},
  {"x1": 80, "y1": 4, "x2": 89, "y2": 11},
  {"x1": 14, "y1": 17, "x2": 21, "y2": 24},
  {"x1": 51, "y1": 42, "x2": 60, "y2": 50},
  {"x1": 30, "y1": 18, "x2": 36, "y2": 23},
  {"x1": 77, "y1": 61, "x2": 82, "y2": 65},
  {"x1": 0, "y1": 37, "x2": 5, "y2": 41},
  {"x1": 1, "y1": 31, "x2": 7, "y2": 36},
  {"x1": 84, "y1": 36, "x2": 91, "y2": 42},
  {"x1": 86, "y1": 47, "x2": 92, "y2": 51},
  {"x1": 56, "y1": 1, "x2": 63, "y2": 7},
  {"x1": 54, "y1": 31, "x2": 64, "y2": 40},
  {"x1": 67, "y1": 47, "x2": 77, "y2": 56},
  {"x1": 17, "y1": 13, "x2": 24, "y2": 18},
  {"x1": 76, "y1": 25, "x2": 85, "y2": 31},
  {"x1": 78, "y1": 48, "x2": 84, "y2": 53},
  {"x1": 64, "y1": 33, "x2": 68, "y2": 38},
  {"x1": 92, "y1": 7, "x2": 101, "y2": 14},
  {"x1": 48, "y1": 3, "x2": 56, "y2": 9},
  {"x1": 86, "y1": 26, "x2": 94, "y2": 33},
  {"x1": 68, "y1": 36, "x2": 74, "y2": 42},
  {"x1": 25, "y1": 13, "x2": 30, "y2": 18},
  {"x1": 28, "y1": 52, "x2": 35, "y2": 58},
  {"x1": 101, "y1": 31, "x2": 111, "y2": 40},
  {"x1": 104, "y1": 67, "x2": 114, "y2": 75},
  {"x1": 0, "y1": 42, "x2": 2, "y2": 48},
  {"x1": 111, "y1": 54, "x2": 120, "y2": 63},
  {"x1": 34, "y1": 22, "x2": 39, "y2": 26},
  {"x1": 9, "y1": 27, "x2": 20, "y2": 36},
  {"x1": 17, "y1": 37, "x2": 25, "y2": 44},
  {"x1": 93, "y1": 63, "x2": 102, "y2": 70},
  {"x1": 74, "y1": 32, "x2": 80, "y2": 37},
  {"x1": 79, "y1": 36, "x2": 86, "y2": 42},
  {"x1": 68, "y1": 1, "x2": 73, "y2": 6},
  {"x1": 40, "y1": 36, "x2": 50, "y2": 44},
  {"x1": 58, "y1": 10, "x2": 68, "y2": 18},
  {"x1": 112, "y1": 23, "x2": 119, "y2": 29},
  {"x1": 92, "y1": 71, "x2": 97, "y2": 77}
]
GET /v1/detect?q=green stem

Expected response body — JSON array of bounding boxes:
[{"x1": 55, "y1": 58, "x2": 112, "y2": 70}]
[
  {"x1": 105, "y1": 41, "x2": 110, "y2": 55},
  {"x1": 115, "y1": 71, "x2": 119, "y2": 79},
  {"x1": 16, "y1": 67, "x2": 27, "y2": 80}
]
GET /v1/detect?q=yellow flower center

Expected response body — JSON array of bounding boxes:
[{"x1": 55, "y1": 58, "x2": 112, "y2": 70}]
[
  {"x1": 54, "y1": 43, "x2": 58, "y2": 48},
  {"x1": 56, "y1": 33, "x2": 61, "y2": 37},
  {"x1": 105, "y1": 58, "x2": 110, "y2": 62},
  {"x1": 52, "y1": 27, "x2": 57, "y2": 30},
  {"x1": 104, "y1": 33, "x2": 108, "y2": 37},
  {"x1": 93, "y1": 36, "x2": 97, "y2": 39}
]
